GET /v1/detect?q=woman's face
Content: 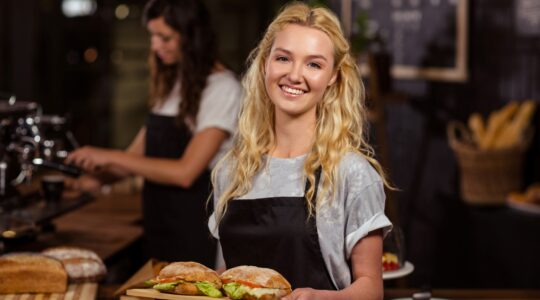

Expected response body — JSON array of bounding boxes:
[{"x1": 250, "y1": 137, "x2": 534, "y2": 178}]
[
  {"x1": 264, "y1": 24, "x2": 337, "y2": 121},
  {"x1": 147, "y1": 17, "x2": 181, "y2": 65}
]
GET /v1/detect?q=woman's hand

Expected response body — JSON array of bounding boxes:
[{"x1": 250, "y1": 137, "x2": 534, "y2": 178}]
[
  {"x1": 282, "y1": 288, "x2": 332, "y2": 300},
  {"x1": 66, "y1": 146, "x2": 114, "y2": 172}
]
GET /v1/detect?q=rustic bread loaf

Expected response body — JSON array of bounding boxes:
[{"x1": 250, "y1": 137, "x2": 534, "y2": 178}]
[
  {"x1": 42, "y1": 247, "x2": 107, "y2": 283},
  {"x1": 0, "y1": 253, "x2": 68, "y2": 294}
]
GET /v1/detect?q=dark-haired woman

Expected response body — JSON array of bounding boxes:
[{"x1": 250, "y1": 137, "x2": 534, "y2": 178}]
[{"x1": 66, "y1": 0, "x2": 242, "y2": 266}]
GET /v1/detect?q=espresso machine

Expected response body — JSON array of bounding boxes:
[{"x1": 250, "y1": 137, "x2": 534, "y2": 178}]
[{"x1": 0, "y1": 96, "x2": 80, "y2": 205}]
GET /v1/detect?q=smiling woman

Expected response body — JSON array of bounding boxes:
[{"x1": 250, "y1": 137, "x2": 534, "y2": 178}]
[
  {"x1": 265, "y1": 24, "x2": 337, "y2": 120},
  {"x1": 210, "y1": 2, "x2": 393, "y2": 300}
]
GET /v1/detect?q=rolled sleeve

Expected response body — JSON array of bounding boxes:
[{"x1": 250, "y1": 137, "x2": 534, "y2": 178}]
[
  {"x1": 345, "y1": 211, "x2": 392, "y2": 258},
  {"x1": 343, "y1": 172, "x2": 392, "y2": 258}
]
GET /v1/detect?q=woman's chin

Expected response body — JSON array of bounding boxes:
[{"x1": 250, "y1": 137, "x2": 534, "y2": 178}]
[{"x1": 158, "y1": 56, "x2": 179, "y2": 66}]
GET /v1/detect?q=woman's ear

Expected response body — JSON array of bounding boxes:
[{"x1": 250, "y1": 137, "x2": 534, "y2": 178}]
[{"x1": 328, "y1": 71, "x2": 338, "y2": 86}]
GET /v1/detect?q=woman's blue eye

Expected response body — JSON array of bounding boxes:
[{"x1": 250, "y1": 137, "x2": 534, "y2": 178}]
[{"x1": 308, "y1": 62, "x2": 321, "y2": 69}]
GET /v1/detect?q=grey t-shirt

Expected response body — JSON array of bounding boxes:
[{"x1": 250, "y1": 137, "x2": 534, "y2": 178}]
[{"x1": 209, "y1": 152, "x2": 392, "y2": 289}]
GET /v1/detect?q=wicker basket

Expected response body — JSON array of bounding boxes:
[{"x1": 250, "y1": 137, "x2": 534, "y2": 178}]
[{"x1": 447, "y1": 121, "x2": 531, "y2": 205}]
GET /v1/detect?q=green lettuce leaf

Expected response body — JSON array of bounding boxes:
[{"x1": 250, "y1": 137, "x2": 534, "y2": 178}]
[
  {"x1": 153, "y1": 281, "x2": 180, "y2": 291},
  {"x1": 144, "y1": 279, "x2": 157, "y2": 287},
  {"x1": 223, "y1": 282, "x2": 248, "y2": 300},
  {"x1": 194, "y1": 282, "x2": 223, "y2": 298}
]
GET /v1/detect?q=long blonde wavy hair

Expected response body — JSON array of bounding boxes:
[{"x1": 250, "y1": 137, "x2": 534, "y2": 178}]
[{"x1": 212, "y1": 2, "x2": 389, "y2": 222}]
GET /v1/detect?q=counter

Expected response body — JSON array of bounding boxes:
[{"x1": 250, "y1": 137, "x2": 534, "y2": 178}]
[{"x1": 2, "y1": 185, "x2": 144, "y2": 274}]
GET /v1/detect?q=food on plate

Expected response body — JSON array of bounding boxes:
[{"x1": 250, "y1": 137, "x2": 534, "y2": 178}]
[
  {"x1": 220, "y1": 265, "x2": 292, "y2": 300},
  {"x1": 509, "y1": 183, "x2": 540, "y2": 204},
  {"x1": 42, "y1": 246, "x2": 107, "y2": 283},
  {"x1": 524, "y1": 184, "x2": 540, "y2": 204},
  {"x1": 146, "y1": 261, "x2": 223, "y2": 298},
  {"x1": 382, "y1": 252, "x2": 400, "y2": 272},
  {"x1": 0, "y1": 253, "x2": 68, "y2": 294}
]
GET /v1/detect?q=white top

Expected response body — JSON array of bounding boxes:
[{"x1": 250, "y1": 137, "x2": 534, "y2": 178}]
[
  {"x1": 152, "y1": 70, "x2": 242, "y2": 169},
  {"x1": 209, "y1": 152, "x2": 392, "y2": 289}
]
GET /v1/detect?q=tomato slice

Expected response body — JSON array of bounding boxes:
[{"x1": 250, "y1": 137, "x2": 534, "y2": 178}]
[
  {"x1": 222, "y1": 278, "x2": 264, "y2": 288},
  {"x1": 157, "y1": 277, "x2": 184, "y2": 283}
]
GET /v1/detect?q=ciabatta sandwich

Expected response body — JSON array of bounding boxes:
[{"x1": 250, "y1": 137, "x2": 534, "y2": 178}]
[
  {"x1": 147, "y1": 261, "x2": 223, "y2": 298},
  {"x1": 221, "y1": 266, "x2": 292, "y2": 300}
]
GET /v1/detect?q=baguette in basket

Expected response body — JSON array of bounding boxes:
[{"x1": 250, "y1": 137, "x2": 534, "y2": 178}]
[
  {"x1": 468, "y1": 100, "x2": 536, "y2": 150},
  {"x1": 448, "y1": 99, "x2": 537, "y2": 205}
]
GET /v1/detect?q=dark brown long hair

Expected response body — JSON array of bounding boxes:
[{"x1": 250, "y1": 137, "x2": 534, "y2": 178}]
[{"x1": 143, "y1": 0, "x2": 217, "y2": 125}]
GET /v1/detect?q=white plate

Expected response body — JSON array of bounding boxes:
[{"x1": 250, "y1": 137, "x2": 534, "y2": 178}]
[
  {"x1": 507, "y1": 197, "x2": 540, "y2": 215},
  {"x1": 383, "y1": 261, "x2": 414, "y2": 280}
]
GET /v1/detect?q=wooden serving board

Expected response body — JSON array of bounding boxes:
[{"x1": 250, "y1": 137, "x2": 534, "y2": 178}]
[
  {"x1": 126, "y1": 288, "x2": 229, "y2": 300},
  {"x1": 0, "y1": 283, "x2": 97, "y2": 300}
]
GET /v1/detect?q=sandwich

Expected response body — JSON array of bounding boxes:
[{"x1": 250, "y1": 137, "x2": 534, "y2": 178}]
[
  {"x1": 0, "y1": 253, "x2": 68, "y2": 294},
  {"x1": 220, "y1": 266, "x2": 292, "y2": 300},
  {"x1": 146, "y1": 261, "x2": 223, "y2": 298}
]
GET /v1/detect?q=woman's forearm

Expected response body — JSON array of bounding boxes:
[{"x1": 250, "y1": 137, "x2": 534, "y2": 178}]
[
  {"x1": 334, "y1": 275, "x2": 383, "y2": 300},
  {"x1": 105, "y1": 127, "x2": 228, "y2": 187},
  {"x1": 104, "y1": 150, "x2": 197, "y2": 187}
]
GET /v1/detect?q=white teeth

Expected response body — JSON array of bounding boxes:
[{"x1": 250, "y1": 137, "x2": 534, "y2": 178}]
[{"x1": 282, "y1": 86, "x2": 304, "y2": 95}]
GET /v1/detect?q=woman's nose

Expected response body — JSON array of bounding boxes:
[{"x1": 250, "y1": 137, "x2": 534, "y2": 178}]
[
  {"x1": 150, "y1": 37, "x2": 161, "y2": 52},
  {"x1": 287, "y1": 63, "x2": 303, "y2": 83}
]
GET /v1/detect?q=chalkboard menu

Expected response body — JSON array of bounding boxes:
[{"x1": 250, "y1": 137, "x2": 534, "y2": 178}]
[{"x1": 343, "y1": 0, "x2": 469, "y2": 82}]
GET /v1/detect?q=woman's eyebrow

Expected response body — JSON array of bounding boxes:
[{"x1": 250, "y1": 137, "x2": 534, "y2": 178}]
[{"x1": 273, "y1": 47, "x2": 328, "y2": 62}]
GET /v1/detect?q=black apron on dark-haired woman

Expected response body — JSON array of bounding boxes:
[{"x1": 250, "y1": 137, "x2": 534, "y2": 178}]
[{"x1": 142, "y1": 113, "x2": 216, "y2": 266}]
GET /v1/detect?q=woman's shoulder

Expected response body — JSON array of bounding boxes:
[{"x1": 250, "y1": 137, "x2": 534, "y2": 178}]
[
  {"x1": 338, "y1": 151, "x2": 372, "y2": 171},
  {"x1": 337, "y1": 151, "x2": 382, "y2": 187},
  {"x1": 207, "y1": 69, "x2": 241, "y2": 88},
  {"x1": 214, "y1": 154, "x2": 236, "y2": 177}
]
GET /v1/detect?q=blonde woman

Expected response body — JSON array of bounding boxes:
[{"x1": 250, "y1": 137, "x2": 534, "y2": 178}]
[{"x1": 209, "y1": 2, "x2": 392, "y2": 299}]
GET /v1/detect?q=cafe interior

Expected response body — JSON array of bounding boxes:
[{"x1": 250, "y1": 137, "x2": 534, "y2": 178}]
[{"x1": 1, "y1": 0, "x2": 539, "y2": 299}]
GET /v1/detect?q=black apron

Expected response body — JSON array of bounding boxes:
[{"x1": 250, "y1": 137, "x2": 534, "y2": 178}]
[
  {"x1": 142, "y1": 113, "x2": 216, "y2": 266},
  {"x1": 219, "y1": 168, "x2": 336, "y2": 290}
]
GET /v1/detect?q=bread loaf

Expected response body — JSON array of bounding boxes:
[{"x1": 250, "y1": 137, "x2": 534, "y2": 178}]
[
  {"x1": 468, "y1": 113, "x2": 485, "y2": 145},
  {"x1": 493, "y1": 100, "x2": 536, "y2": 149},
  {"x1": 479, "y1": 101, "x2": 519, "y2": 149},
  {"x1": 42, "y1": 247, "x2": 107, "y2": 283},
  {"x1": 0, "y1": 253, "x2": 68, "y2": 294}
]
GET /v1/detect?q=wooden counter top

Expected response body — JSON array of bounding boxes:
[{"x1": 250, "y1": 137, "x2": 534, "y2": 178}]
[
  {"x1": 51, "y1": 191, "x2": 143, "y2": 261},
  {"x1": 96, "y1": 286, "x2": 540, "y2": 300},
  {"x1": 3, "y1": 189, "x2": 143, "y2": 262}
]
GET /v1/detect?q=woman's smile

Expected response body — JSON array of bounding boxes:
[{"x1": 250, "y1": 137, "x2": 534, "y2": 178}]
[{"x1": 280, "y1": 85, "x2": 307, "y2": 97}]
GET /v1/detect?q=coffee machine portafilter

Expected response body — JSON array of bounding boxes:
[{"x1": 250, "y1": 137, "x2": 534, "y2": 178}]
[{"x1": 0, "y1": 98, "x2": 81, "y2": 201}]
